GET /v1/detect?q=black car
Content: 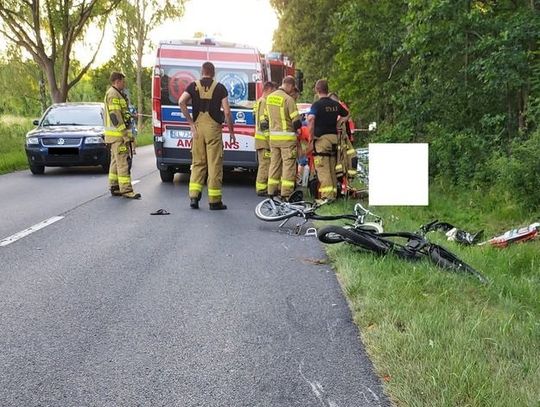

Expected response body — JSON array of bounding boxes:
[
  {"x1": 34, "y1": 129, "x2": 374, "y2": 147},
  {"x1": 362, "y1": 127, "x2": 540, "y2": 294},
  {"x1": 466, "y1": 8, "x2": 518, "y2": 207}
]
[{"x1": 25, "y1": 102, "x2": 110, "y2": 174}]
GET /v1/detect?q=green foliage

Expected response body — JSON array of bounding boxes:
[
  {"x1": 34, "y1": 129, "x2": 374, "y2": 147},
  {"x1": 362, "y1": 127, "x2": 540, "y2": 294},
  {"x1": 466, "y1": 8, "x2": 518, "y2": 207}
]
[
  {"x1": 271, "y1": 0, "x2": 540, "y2": 209},
  {"x1": 0, "y1": 50, "x2": 46, "y2": 117},
  {"x1": 0, "y1": 117, "x2": 33, "y2": 173},
  {"x1": 272, "y1": 0, "x2": 346, "y2": 90}
]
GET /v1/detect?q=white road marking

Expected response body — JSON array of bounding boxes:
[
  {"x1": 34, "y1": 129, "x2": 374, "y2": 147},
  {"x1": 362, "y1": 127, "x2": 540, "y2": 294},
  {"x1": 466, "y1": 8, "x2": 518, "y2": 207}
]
[
  {"x1": 132, "y1": 180, "x2": 140, "y2": 185},
  {"x1": 0, "y1": 216, "x2": 64, "y2": 247}
]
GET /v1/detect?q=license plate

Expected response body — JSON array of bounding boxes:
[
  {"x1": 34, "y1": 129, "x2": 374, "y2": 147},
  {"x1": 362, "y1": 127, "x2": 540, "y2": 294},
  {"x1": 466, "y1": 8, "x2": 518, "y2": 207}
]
[{"x1": 167, "y1": 129, "x2": 191, "y2": 139}]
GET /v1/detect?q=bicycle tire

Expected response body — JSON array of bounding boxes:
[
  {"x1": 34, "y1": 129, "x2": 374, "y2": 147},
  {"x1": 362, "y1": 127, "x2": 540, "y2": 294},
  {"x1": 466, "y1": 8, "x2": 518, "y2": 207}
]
[
  {"x1": 428, "y1": 244, "x2": 488, "y2": 284},
  {"x1": 254, "y1": 198, "x2": 302, "y2": 222},
  {"x1": 318, "y1": 226, "x2": 392, "y2": 254},
  {"x1": 317, "y1": 225, "x2": 347, "y2": 244}
]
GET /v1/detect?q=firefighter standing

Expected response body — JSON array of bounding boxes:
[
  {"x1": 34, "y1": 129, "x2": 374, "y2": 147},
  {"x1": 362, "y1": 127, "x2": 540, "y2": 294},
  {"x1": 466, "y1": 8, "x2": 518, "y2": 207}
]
[
  {"x1": 104, "y1": 71, "x2": 141, "y2": 199},
  {"x1": 178, "y1": 62, "x2": 235, "y2": 210},
  {"x1": 308, "y1": 79, "x2": 349, "y2": 200},
  {"x1": 266, "y1": 76, "x2": 302, "y2": 199},
  {"x1": 254, "y1": 81, "x2": 278, "y2": 196}
]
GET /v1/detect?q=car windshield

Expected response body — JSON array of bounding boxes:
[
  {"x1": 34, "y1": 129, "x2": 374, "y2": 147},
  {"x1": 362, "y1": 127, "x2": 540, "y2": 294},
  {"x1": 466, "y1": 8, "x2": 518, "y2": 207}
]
[{"x1": 42, "y1": 106, "x2": 103, "y2": 126}]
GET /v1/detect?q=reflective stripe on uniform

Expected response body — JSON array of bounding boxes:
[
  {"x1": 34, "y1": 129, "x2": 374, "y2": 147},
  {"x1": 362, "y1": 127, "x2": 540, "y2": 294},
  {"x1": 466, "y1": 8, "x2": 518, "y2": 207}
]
[
  {"x1": 108, "y1": 173, "x2": 118, "y2": 181},
  {"x1": 348, "y1": 169, "x2": 357, "y2": 176},
  {"x1": 189, "y1": 182, "x2": 203, "y2": 192},
  {"x1": 319, "y1": 186, "x2": 337, "y2": 193},
  {"x1": 256, "y1": 182, "x2": 267, "y2": 191},
  {"x1": 347, "y1": 148, "x2": 356, "y2": 155},
  {"x1": 335, "y1": 164, "x2": 343, "y2": 170},
  {"x1": 268, "y1": 178, "x2": 280, "y2": 186},
  {"x1": 269, "y1": 130, "x2": 296, "y2": 142},
  {"x1": 104, "y1": 128, "x2": 124, "y2": 137},
  {"x1": 281, "y1": 179, "x2": 295, "y2": 188},
  {"x1": 255, "y1": 133, "x2": 268, "y2": 140},
  {"x1": 266, "y1": 95, "x2": 284, "y2": 106},
  {"x1": 289, "y1": 110, "x2": 299, "y2": 119},
  {"x1": 118, "y1": 175, "x2": 131, "y2": 185},
  {"x1": 208, "y1": 188, "x2": 221, "y2": 197},
  {"x1": 269, "y1": 135, "x2": 296, "y2": 142}
]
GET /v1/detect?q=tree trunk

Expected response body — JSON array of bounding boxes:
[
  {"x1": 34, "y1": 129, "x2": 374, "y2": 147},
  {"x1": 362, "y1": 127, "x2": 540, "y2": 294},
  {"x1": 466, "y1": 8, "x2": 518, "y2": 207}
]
[{"x1": 136, "y1": 32, "x2": 144, "y2": 128}]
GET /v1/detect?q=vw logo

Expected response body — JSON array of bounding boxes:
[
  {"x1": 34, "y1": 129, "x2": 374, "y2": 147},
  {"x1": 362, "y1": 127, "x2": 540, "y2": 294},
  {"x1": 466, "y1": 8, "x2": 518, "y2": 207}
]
[{"x1": 57, "y1": 138, "x2": 65, "y2": 145}]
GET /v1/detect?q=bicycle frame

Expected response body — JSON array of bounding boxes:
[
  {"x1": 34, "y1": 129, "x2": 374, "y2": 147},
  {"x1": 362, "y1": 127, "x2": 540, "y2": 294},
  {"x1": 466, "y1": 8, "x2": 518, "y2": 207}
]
[{"x1": 262, "y1": 199, "x2": 382, "y2": 235}]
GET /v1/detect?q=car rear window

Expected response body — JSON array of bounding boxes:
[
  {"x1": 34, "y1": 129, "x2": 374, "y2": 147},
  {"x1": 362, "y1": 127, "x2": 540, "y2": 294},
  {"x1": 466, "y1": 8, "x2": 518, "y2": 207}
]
[{"x1": 42, "y1": 106, "x2": 103, "y2": 126}]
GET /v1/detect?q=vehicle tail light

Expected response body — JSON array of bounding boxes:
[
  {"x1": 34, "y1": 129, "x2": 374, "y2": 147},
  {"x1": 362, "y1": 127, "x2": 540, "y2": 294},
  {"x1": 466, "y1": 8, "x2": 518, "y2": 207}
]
[{"x1": 152, "y1": 66, "x2": 162, "y2": 136}]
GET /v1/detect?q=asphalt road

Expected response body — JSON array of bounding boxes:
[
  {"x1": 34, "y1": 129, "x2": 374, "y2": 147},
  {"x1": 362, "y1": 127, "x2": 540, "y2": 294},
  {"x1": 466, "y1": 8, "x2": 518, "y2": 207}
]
[{"x1": 0, "y1": 145, "x2": 390, "y2": 406}]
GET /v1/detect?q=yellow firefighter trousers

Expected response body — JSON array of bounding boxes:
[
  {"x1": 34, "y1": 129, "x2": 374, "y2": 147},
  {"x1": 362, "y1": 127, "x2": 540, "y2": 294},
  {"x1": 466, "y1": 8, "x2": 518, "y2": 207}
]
[
  {"x1": 314, "y1": 134, "x2": 338, "y2": 200},
  {"x1": 108, "y1": 139, "x2": 133, "y2": 194},
  {"x1": 256, "y1": 148, "x2": 271, "y2": 194},
  {"x1": 267, "y1": 140, "x2": 297, "y2": 198},
  {"x1": 189, "y1": 112, "x2": 224, "y2": 204}
]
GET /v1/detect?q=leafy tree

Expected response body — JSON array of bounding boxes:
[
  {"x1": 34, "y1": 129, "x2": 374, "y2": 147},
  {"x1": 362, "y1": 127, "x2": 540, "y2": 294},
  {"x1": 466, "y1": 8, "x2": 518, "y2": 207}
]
[
  {"x1": 272, "y1": 0, "x2": 346, "y2": 94},
  {"x1": 0, "y1": 47, "x2": 44, "y2": 116},
  {"x1": 0, "y1": 0, "x2": 121, "y2": 103},
  {"x1": 112, "y1": 0, "x2": 185, "y2": 126}
]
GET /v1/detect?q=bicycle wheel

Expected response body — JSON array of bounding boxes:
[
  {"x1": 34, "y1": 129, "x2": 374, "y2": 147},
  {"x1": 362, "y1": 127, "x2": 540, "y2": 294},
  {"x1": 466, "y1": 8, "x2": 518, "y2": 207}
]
[
  {"x1": 428, "y1": 244, "x2": 488, "y2": 284},
  {"x1": 319, "y1": 226, "x2": 392, "y2": 254},
  {"x1": 254, "y1": 198, "x2": 302, "y2": 222},
  {"x1": 317, "y1": 225, "x2": 347, "y2": 244}
]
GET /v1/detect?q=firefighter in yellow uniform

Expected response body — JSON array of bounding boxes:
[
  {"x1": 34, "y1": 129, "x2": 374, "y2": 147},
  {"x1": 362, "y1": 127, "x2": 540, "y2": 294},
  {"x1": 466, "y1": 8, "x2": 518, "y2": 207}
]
[
  {"x1": 104, "y1": 71, "x2": 141, "y2": 199},
  {"x1": 266, "y1": 76, "x2": 302, "y2": 199},
  {"x1": 308, "y1": 79, "x2": 349, "y2": 200},
  {"x1": 178, "y1": 62, "x2": 235, "y2": 210},
  {"x1": 254, "y1": 81, "x2": 278, "y2": 196}
]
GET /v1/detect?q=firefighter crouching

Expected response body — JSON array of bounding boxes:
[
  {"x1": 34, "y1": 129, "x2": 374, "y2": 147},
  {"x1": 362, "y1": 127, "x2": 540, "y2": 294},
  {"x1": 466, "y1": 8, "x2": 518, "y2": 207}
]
[
  {"x1": 104, "y1": 71, "x2": 141, "y2": 199},
  {"x1": 254, "y1": 81, "x2": 278, "y2": 196},
  {"x1": 265, "y1": 76, "x2": 302, "y2": 200},
  {"x1": 308, "y1": 79, "x2": 349, "y2": 201}
]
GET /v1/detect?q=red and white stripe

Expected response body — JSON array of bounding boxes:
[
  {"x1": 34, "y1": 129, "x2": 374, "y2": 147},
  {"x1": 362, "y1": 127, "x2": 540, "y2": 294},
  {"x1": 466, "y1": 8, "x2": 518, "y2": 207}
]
[{"x1": 157, "y1": 44, "x2": 261, "y2": 70}]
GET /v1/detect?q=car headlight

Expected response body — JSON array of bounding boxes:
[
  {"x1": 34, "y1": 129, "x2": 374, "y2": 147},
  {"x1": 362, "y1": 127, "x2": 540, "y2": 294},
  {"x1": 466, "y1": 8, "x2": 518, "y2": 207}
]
[
  {"x1": 26, "y1": 137, "x2": 39, "y2": 145},
  {"x1": 85, "y1": 136, "x2": 105, "y2": 144}
]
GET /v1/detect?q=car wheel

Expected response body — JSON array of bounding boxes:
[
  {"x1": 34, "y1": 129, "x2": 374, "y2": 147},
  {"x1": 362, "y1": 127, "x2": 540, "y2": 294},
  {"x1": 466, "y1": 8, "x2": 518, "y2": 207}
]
[
  {"x1": 160, "y1": 168, "x2": 175, "y2": 182},
  {"x1": 29, "y1": 164, "x2": 45, "y2": 175}
]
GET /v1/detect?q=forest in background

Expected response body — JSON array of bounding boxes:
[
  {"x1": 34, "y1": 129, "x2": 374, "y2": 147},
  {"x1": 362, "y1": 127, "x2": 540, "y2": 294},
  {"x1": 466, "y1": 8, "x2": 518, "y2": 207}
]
[{"x1": 271, "y1": 0, "x2": 540, "y2": 209}]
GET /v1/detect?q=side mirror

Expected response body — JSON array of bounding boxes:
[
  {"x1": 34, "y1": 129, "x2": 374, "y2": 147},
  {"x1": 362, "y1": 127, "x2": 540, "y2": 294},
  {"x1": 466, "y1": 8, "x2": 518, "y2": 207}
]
[
  {"x1": 295, "y1": 69, "x2": 304, "y2": 93},
  {"x1": 33, "y1": 119, "x2": 39, "y2": 126},
  {"x1": 248, "y1": 82, "x2": 256, "y2": 101}
]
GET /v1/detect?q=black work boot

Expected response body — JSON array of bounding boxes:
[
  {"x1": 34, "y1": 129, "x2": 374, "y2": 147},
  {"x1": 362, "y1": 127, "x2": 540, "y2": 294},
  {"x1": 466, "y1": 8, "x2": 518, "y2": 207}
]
[
  {"x1": 110, "y1": 186, "x2": 122, "y2": 196},
  {"x1": 123, "y1": 191, "x2": 141, "y2": 199},
  {"x1": 209, "y1": 202, "x2": 227, "y2": 210},
  {"x1": 190, "y1": 197, "x2": 199, "y2": 209}
]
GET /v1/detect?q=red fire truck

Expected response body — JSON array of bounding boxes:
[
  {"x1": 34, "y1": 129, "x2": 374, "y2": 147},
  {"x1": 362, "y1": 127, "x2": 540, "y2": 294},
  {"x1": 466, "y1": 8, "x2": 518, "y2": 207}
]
[{"x1": 152, "y1": 39, "x2": 302, "y2": 182}]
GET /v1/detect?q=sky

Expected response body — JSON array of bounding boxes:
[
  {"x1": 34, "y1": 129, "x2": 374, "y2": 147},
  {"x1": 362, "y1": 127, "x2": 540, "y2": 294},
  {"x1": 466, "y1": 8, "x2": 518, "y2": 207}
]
[
  {"x1": 1, "y1": 0, "x2": 279, "y2": 67},
  {"x1": 89, "y1": 0, "x2": 280, "y2": 67}
]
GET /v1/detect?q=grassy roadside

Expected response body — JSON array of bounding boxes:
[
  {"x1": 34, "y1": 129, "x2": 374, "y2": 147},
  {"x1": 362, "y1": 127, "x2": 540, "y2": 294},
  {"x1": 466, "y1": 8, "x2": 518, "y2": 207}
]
[
  {"x1": 0, "y1": 116, "x2": 154, "y2": 174},
  {"x1": 320, "y1": 186, "x2": 539, "y2": 406},
  {"x1": 0, "y1": 116, "x2": 32, "y2": 174}
]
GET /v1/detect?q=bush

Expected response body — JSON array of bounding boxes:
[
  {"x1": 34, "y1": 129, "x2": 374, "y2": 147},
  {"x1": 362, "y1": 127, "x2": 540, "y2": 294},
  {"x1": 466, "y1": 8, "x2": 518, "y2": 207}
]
[{"x1": 490, "y1": 130, "x2": 540, "y2": 210}]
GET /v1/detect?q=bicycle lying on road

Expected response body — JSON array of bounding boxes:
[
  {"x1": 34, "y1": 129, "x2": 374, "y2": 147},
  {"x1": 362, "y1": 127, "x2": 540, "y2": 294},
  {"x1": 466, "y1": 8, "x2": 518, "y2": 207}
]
[
  {"x1": 317, "y1": 226, "x2": 488, "y2": 284},
  {"x1": 255, "y1": 197, "x2": 383, "y2": 235}
]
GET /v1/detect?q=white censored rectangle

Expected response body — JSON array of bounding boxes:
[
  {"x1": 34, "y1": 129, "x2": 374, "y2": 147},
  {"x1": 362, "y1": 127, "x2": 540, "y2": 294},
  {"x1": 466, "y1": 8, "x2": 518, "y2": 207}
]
[{"x1": 368, "y1": 143, "x2": 429, "y2": 206}]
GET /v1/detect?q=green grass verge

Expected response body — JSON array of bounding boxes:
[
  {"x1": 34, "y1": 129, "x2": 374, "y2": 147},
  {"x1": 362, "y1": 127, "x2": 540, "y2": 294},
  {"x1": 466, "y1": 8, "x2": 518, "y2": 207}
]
[
  {"x1": 319, "y1": 189, "x2": 539, "y2": 406},
  {"x1": 0, "y1": 116, "x2": 33, "y2": 174}
]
